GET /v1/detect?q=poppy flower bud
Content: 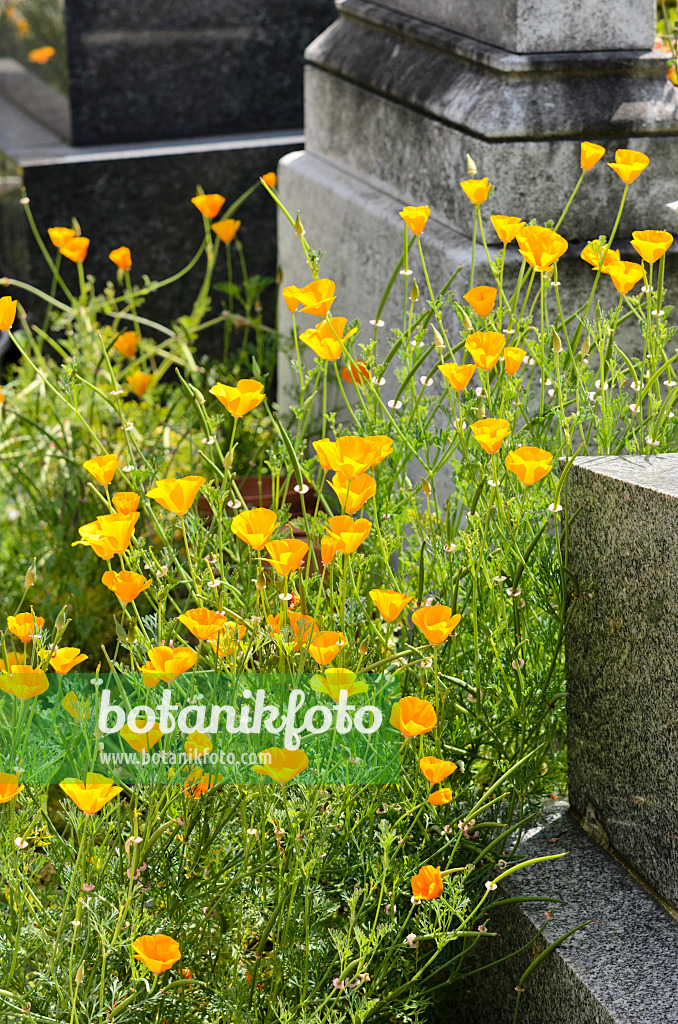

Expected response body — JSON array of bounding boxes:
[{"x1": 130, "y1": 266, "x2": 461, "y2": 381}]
[
  {"x1": 190, "y1": 384, "x2": 206, "y2": 405},
  {"x1": 275, "y1": 266, "x2": 283, "y2": 285},
  {"x1": 75, "y1": 964, "x2": 85, "y2": 986},
  {"x1": 294, "y1": 212, "x2": 305, "y2": 238},
  {"x1": 552, "y1": 331, "x2": 562, "y2": 354},
  {"x1": 256, "y1": 572, "x2": 267, "y2": 591},
  {"x1": 580, "y1": 335, "x2": 591, "y2": 357},
  {"x1": 409, "y1": 279, "x2": 419, "y2": 302},
  {"x1": 420, "y1": 477, "x2": 432, "y2": 497},
  {"x1": 466, "y1": 153, "x2": 477, "y2": 175},
  {"x1": 127, "y1": 621, "x2": 136, "y2": 644},
  {"x1": 24, "y1": 559, "x2": 37, "y2": 589},
  {"x1": 459, "y1": 308, "x2": 473, "y2": 331},
  {"x1": 432, "y1": 326, "x2": 445, "y2": 352},
  {"x1": 359, "y1": 640, "x2": 369, "y2": 656},
  {"x1": 115, "y1": 618, "x2": 128, "y2": 642},
  {"x1": 55, "y1": 604, "x2": 70, "y2": 630}
]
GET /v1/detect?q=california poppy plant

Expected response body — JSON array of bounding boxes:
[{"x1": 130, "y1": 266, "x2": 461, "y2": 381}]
[
  {"x1": 288, "y1": 279, "x2": 336, "y2": 316},
  {"x1": 59, "y1": 236, "x2": 90, "y2": 263},
  {"x1": 389, "y1": 696, "x2": 437, "y2": 737},
  {"x1": 310, "y1": 668, "x2": 368, "y2": 700},
  {"x1": 607, "y1": 148, "x2": 650, "y2": 184},
  {"x1": 490, "y1": 215, "x2": 525, "y2": 244},
  {"x1": 580, "y1": 142, "x2": 605, "y2": 170},
  {"x1": 313, "y1": 435, "x2": 385, "y2": 479},
  {"x1": 340, "y1": 361, "x2": 371, "y2": 385},
  {"x1": 147, "y1": 475, "x2": 205, "y2": 516},
  {"x1": 7, "y1": 612, "x2": 45, "y2": 643},
  {"x1": 265, "y1": 539, "x2": 308, "y2": 577},
  {"x1": 0, "y1": 666, "x2": 49, "y2": 700},
  {"x1": 251, "y1": 748, "x2": 309, "y2": 782},
  {"x1": 0, "y1": 296, "x2": 17, "y2": 332},
  {"x1": 140, "y1": 646, "x2": 198, "y2": 687},
  {"x1": 465, "y1": 331, "x2": 505, "y2": 371},
  {"x1": 120, "y1": 722, "x2": 163, "y2": 753},
  {"x1": 411, "y1": 865, "x2": 443, "y2": 900},
  {"x1": 630, "y1": 230, "x2": 673, "y2": 264},
  {"x1": 114, "y1": 331, "x2": 139, "y2": 358},
  {"x1": 420, "y1": 756, "x2": 458, "y2": 784},
  {"x1": 0, "y1": 773, "x2": 24, "y2": 803},
  {"x1": 428, "y1": 788, "x2": 453, "y2": 806},
  {"x1": 503, "y1": 346, "x2": 526, "y2": 375},
  {"x1": 369, "y1": 588, "x2": 414, "y2": 622},
  {"x1": 212, "y1": 219, "x2": 241, "y2": 244},
  {"x1": 329, "y1": 472, "x2": 376, "y2": 514},
  {"x1": 127, "y1": 371, "x2": 152, "y2": 397},
  {"x1": 101, "y1": 569, "x2": 152, "y2": 603},
  {"x1": 112, "y1": 491, "x2": 140, "y2": 514},
  {"x1": 608, "y1": 260, "x2": 645, "y2": 295},
  {"x1": 76, "y1": 513, "x2": 138, "y2": 558},
  {"x1": 191, "y1": 193, "x2": 225, "y2": 218},
  {"x1": 411, "y1": 606, "x2": 461, "y2": 645},
  {"x1": 399, "y1": 205, "x2": 431, "y2": 234},
  {"x1": 59, "y1": 773, "x2": 122, "y2": 814},
  {"x1": 516, "y1": 226, "x2": 568, "y2": 272},
  {"x1": 28, "y1": 45, "x2": 56, "y2": 64},
  {"x1": 83, "y1": 453, "x2": 118, "y2": 486},
  {"x1": 50, "y1": 647, "x2": 87, "y2": 674},
  {"x1": 260, "y1": 172, "x2": 277, "y2": 187},
  {"x1": 48, "y1": 226, "x2": 75, "y2": 248},
  {"x1": 326, "y1": 515, "x2": 372, "y2": 554},
  {"x1": 132, "y1": 934, "x2": 182, "y2": 974},
  {"x1": 210, "y1": 379, "x2": 265, "y2": 417},
  {"x1": 308, "y1": 631, "x2": 346, "y2": 666},
  {"x1": 300, "y1": 317, "x2": 357, "y2": 362},
  {"x1": 460, "y1": 178, "x2": 491, "y2": 204},
  {"x1": 439, "y1": 362, "x2": 476, "y2": 391},
  {"x1": 464, "y1": 286, "x2": 497, "y2": 317},
  {"x1": 505, "y1": 446, "x2": 553, "y2": 485},
  {"x1": 109, "y1": 246, "x2": 132, "y2": 271},
  {"x1": 470, "y1": 418, "x2": 510, "y2": 454},
  {"x1": 178, "y1": 607, "x2": 226, "y2": 641},
  {"x1": 580, "y1": 243, "x2": 620, "y2": 274},
  {"x1": 268, "y1": 612, "x2": 318, "y2": 650},
  {"x1": 231, "y1": 507, "x2": 278, "y2": 550}
]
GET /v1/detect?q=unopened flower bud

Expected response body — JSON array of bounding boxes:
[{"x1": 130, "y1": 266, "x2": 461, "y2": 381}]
[
  {"x1": 409, "y1": 279, "x2": 419, "y2": 303},
  {"x1": 75, "y1": 964, "x2": 85, "y2": 986},
  {"x1": 552, "y1": 331, "x2": 562, "y2": 354},
  {"x1": 256, "y1": 572, "x2": 267, "y2": 591},
  {"x1": 580, "y1": 335, "x2": 590, "y2": 357},
  {"x1": 127, "y1": 621, "x2": 136, "y2": 644},
  {"x1": 466, "y1": 153, "x2": 477, "y2": 175},
  {"x1": 55, "y1": 604, "x2": 70, "y2": 630},
  {"x1": 190, "y1": 384, "x2": 206, "y2": 405},
  {"x1": 459, "y1": 308, "x2": 473, "y2": 331},
  {"x1": 420, "y1": 477, "x2": 432, "y2": 497},
  {"x1": 432, "y1": 326, "x2": 445, "y2": 352},
  {"x1": 114, "y1": 618, "x2": 127, "y2": 642},
  {"x1": 294, "y1": 212, "x2": 305, "y2": 238},
  {"x1": 24, "y1": 559, "x2": 37, "y2": 589},
  {"x1": 359, "y1": 640, "x2": 369, "y2": 656}
]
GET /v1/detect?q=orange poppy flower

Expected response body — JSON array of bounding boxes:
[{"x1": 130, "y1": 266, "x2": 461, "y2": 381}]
[
  {"x1": 464, "y1": 286, "x2": 497, "y2": 317},
  {"x1": 0, "y1": 296, "x2": 17, "y2": 332},
  {"x1": 231, "y1": 507, "x2": 277, "y2": 549},
  {"x1": 0, "y1": 653, "x2": 25, "y2": 673},
  {"x1": 59, "y1": 773, "x2": 122, "y2": 814},
  {"x1": 7, "y1": 612, "x2": 44, "y2": 643},
  {"x1": 120, "y1": 722, "x2": 163, "y2": 753},
  {"x1": 109, "y1": 246, "x2": 132, "y2": 271},
  {"x1": 260, "y1": 172, "x2": 277, "y2": 187},
  {"x1": 428, "y1": 788, "x2": 453, "y2": 805},
  {"x1": 460, "y1": 178, "x2": 491, "y2": 204},
  {"x1": 114, "y1": 331, "x2": 139, "y2": 358},
  {"x1": 184, "y1": 731, "x2": 213, "y2": 759},
  {"x1": 631, "y1": 230, "x2": 673, "y2": 264},
  {"x1": 59, "y1": 237, "x2": 89, "y2": 263},
  {"x1": 50, "y1": 647, "x2": 87, "y2": 674},
  {"x1": 208, "y1": 622, "x2": 246, "y2": 658},
  {"x1": 321, "y1": 536, "x2": 340, "y2": 565},
  {"x1": 132, "y1": 934, "x2": 182, "y2": 974},
  {"x1": 62, "y1": 691, "x2": 84, "y2": 719},
  {"x1": 465, "y1": 331, "x2": 505, "y2": 370},
  {"x1": 48, "y1": 226, "x2": 75, "y2": 248},
  {"x1": 329, "y1": 472, "x2": 376, "y2": 513},
  {"x1": 179, "y1": 608, "x2": 226, "y2": 641},
  {"x1": 112, "y1": 491, "x2": 140, "y2": 514},
  {"x1": 147, "y1": 475, "x2": 205, "y2": 515},
  {"x1": 300, "y1": 316, "x2": 356, "y2": 362},
  {"x1": 669, "y1": 66, "x2": 678, "y2": 86},
  {"x1": 127, "y1": 371, "x2": 152, "y2": 397},
  {"x1": 439, "y1": 362, "x2": 476, "y2": 391},
  {"x1": 140, "y1": 646, "x2": 197, "y2": 687},
  {"x1": 75, "y1": 513, "x2": 138, "y2": 558},
  {"x1": 607, "y1": 148, "x2": 649, "y2": 184},
  {"x1": 505, "y1": 446, "x2": 553, "y2": 485},
  {"x1": 326, "y1": 515, "x2": 372, "y2": 554},
  {"x1": 516, "y1": 226, "x2": 568, "y2": 272},
  {"x1": 191, "y1": 193, "x2": 225, "y2": 218},
  {"x1": 0, "y1": 773, "x2": 24, "y2": 803},
  {"x1": 290, "y1": 279, "x2": 336, "y2": 316},
  {"x1": 268, "y1": 612, "x2": 318, "y2": 649},
  {"x1": 470, "y1": 417, "x2": 510, "y2": 454},
  {"x1": 0, "y1": 665, "x2": 49, "y2": 700},
  {"x1": 412, "y1": 606, "x2": 461, "y2": 645},
  {"x1": 369, "y1": 588, "x2": 414, "y2": 622},
  {"x1": 101, "y1": 570, "x2": 151, "y2": 603},
  {"x1": 504, "y1": 346, "x2": 526, "y2": 375},
  {"x1": 310, "y1": 667, "x2": 368, "y2": 700},
  {"x1": 340, "y1": 361, "x2": 371, "y2": 385},
  {"x1": 282, "y1": 285, "x2": 301, "y2": 312},
  {"x1": 83, "y1": 453, "x2": 118, "y2": 486},
  {"x1": 490, "y1": 216, "x2": 525, "y2": 244},
  {"x1": 420, "y1": 756, "x2": 457, "y2": 784},
  {"x1": 251, "y1": 747, "x2": 309, "y2": 782},
  {"x1": 365, "y1": 435, "x2": 393, "y2": 466},
  {"x1": 28, "y1": 46, "x2": 55, "y2": 64},
  {"x1": 607, "y1": 260, "x2": 645, "y2": 295},
  {"x1": 580, "y1": 244, "x2": 621, "y2": 274},
  {"x1": 580, "y1": 142, "x2": 605, "y2": 170},
  {"x1": 265, "y1": 539, "x2": 308, "y2": 576},
  {"x1": 209, "y1": 379, "x2": 265, "y2": 417},
  {"x1": 308, "y1": 630, "x2": 346, "y2": 666},
  {"x1": 212, "y1": 219, "x2": 241, "y2": 244},
  {"x1": 389, "y1": 696, "x2": 437, "y2": 737},
  {"x1": 399, "y1": 205, "x2": 431, "y2": 234},
  {"x1": 411, "y1": 865, "x2": 443, "y2": 900},
  {"x1": 313, "y1": 435, "x2": 382, "y2": 479}
]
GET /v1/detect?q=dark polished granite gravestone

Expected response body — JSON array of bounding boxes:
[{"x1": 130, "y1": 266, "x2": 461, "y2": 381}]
[{"x1": 64, "y1": 0, "x2": 336, "y2": 145}]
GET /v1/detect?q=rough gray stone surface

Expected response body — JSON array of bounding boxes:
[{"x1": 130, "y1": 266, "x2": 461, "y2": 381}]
[
  {"x1": 565, "y1": 456, "x2": 678, "y2": 909},
  {"x1": 305, "y1": 3, "x2": 676, "y2": 241},
  {"x1": 375, "y1": 0, "x2": 656, "y2": 53},
  {"x1": 454, "y1": 803, "x2": 678, "y2": 1024},
  {"x1": 64, "y1": 0, "x2": 336, "y2": 145}
]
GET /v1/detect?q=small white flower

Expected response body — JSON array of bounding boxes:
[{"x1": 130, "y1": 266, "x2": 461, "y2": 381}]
[
  {"x1": 201, "y1": 436, "x2": 216, "y2": 445},
  {"x1": 375, "y1": 377, "x2": 387, "y2": 387},
  {"x1": 506, "y1": 586, "x2": 521, "y2": 598},
  {"x1": 547, "y1": 389, "x2": 555, "y2": 398},
  {"x1": 294, "y1": 484, "x2": 309, "y2": 494},
  {"x1": 14, "y1": 837, "x2": 28, "y2": 850},
  {"x1": 279, "y1": 593, "x2": 293, "y2": 602},
  {"x1": 419, "y1": 375, "x2": 433, "y2": 387},
  {"x1": 227, "y1": 499, "x2": 242, "y2": 509},
  {"x1": 388, "y1": 399, "x2": 403, "y2": 410},
  {"x1": 109, "y1": 389, "x2": 125, "y2": 396},
  {"x1": 399, "y1": 269, "x2": 414, "y2": 277},
  {"x1": 548, "y1": 502, "x2": 563, "y2": 513},
  {"x1": 487, "y1": 479, "x2": 497, "y2": 487},
  {"x1": 369, "y1": 319, "x2": 386, "y2": 328}
]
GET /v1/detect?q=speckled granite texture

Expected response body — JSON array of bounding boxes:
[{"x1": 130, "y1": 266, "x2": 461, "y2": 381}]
[
  {"x1": 565, "y1": 456, "x2": 678, "y2": 908},
  {"x1": 64, "y1": 0, "x2": 336, "y2": 144},
  {"x1": 454, "y1": 802, "x2": 678, "y2": 1024}
]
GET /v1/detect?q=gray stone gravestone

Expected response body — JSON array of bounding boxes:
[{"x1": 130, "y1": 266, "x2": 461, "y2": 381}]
[{"x1": 455, "y1": 455, "x2": 678, "y2": 1024}]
